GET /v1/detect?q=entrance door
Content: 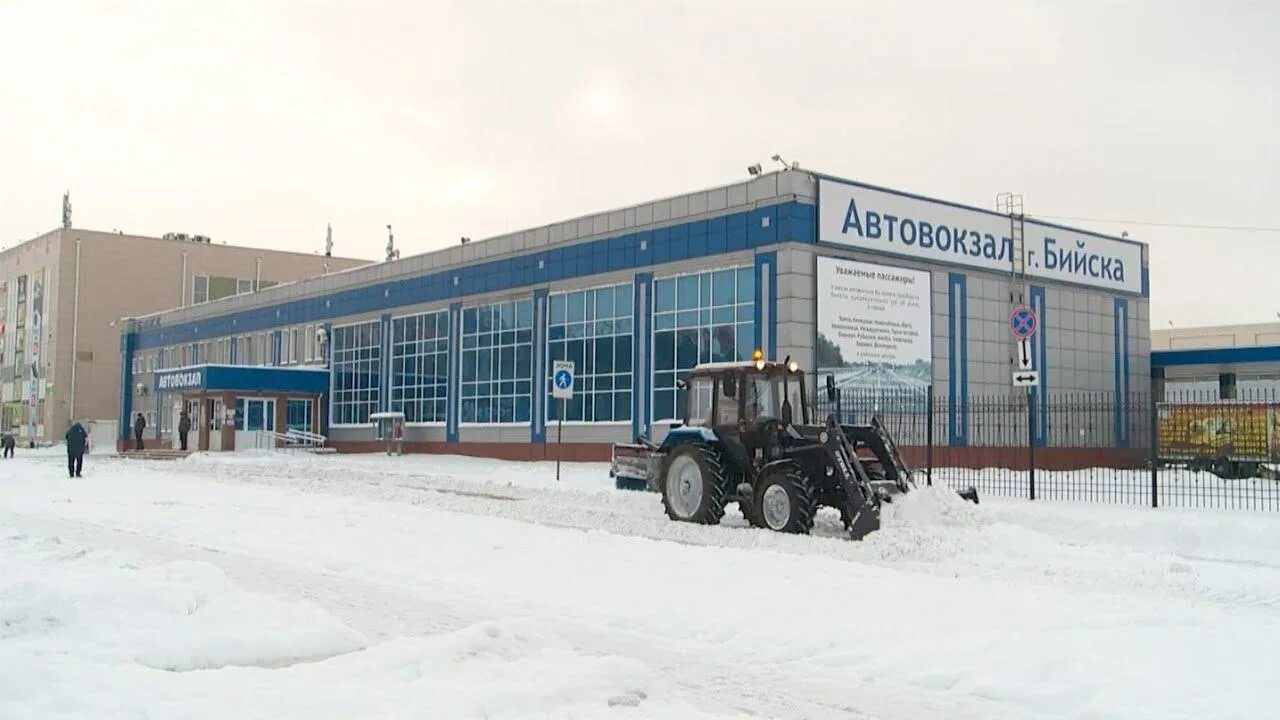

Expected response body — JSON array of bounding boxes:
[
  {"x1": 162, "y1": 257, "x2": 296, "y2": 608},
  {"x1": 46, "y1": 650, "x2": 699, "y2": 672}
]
[
  {"x1": 234, "y1": 398, "x2": 276, "y2": 450},
  {"x1": 204, "y1": 398, "x2": 224, "y2": 451}
]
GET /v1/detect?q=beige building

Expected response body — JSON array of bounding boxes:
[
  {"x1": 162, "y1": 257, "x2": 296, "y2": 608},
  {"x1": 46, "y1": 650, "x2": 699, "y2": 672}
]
[
  {"x1": 1152, "y1": 321, "x2": 1280, "y2": 399},
  {"x1": 0, "y1": 227, "x2": 368, "y2": 443},
  {"x1": 1152, "y1": 322, "x2": 1280, "y2": 350}
]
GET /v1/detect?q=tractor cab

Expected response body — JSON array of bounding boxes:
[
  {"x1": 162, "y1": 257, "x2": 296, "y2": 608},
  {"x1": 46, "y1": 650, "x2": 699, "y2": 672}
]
[{"x1": 681, "y1": 352, "x2": 808, "y2": 430}]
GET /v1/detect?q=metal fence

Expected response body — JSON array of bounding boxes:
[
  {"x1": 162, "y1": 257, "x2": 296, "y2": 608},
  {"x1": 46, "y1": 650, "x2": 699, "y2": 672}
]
[{"x1": 814, "y1": 387, "x2": 1280, "y2": 512}]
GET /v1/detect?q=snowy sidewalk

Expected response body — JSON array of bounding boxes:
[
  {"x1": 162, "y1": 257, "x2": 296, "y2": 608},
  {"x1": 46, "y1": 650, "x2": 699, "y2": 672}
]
[{"x1": 2, "y1": 452, "x2": 1279, "y2": 719}]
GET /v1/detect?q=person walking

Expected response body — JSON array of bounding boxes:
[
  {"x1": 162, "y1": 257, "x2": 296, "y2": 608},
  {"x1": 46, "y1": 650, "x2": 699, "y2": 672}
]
[
  {"x1": 1, "y1": 431, "x2": 14, "y2": 459},
  {"x1": 133, "y1": 412, "x2": 147, "y2": 451},
  {"x1": 178, "y1": 409, "x2": 191, "y2": 452},
  {"x1": 66, "y1": 421, "x2": 88, "y2": 478}
]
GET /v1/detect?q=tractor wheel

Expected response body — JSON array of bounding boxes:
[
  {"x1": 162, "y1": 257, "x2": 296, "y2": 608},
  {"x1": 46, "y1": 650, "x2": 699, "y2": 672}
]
[
  {"x1": 752, "y1": 461, "x2": 817, "y2": 534},
  {"x1": 659, "y1": 443, "x2": 729, "y2": 524}
]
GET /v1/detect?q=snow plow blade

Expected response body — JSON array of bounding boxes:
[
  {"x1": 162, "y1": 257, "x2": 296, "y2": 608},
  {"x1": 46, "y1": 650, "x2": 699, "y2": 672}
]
[{"x1": 610, "y1": 440, "x2": 660, "y2": 491}]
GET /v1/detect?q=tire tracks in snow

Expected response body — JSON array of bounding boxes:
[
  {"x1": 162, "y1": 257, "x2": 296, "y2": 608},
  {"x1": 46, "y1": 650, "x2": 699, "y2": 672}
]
[
  {"x1": 170, "y1": 456, "x2": 1280, "y2": 613},
  {"x1": 2, "y1": 507, "x2": 1045, "y2": 720}
]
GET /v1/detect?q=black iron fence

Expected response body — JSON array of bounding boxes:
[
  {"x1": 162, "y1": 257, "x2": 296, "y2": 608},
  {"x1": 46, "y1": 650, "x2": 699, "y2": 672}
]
[{"x1": 813, "y1": 387, "x2": 1280, "y2": 512}]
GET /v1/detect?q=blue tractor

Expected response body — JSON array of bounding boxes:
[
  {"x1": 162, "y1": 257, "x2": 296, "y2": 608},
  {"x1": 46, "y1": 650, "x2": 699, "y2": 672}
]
[{"x1": 611, "y1": 357, "x2": 977, "y2": 540}]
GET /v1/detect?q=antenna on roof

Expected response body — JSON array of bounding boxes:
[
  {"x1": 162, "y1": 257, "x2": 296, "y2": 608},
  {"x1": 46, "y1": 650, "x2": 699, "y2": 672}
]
[
  {"x1": 385, "y1": 224, "x2": 400, "y2": 262},
  {"x1": 325, "y1": 223, "x2": 333, "y2": 257},
  {"x1": 62, "y1": 191, "x2": 72, "y2": 229}
]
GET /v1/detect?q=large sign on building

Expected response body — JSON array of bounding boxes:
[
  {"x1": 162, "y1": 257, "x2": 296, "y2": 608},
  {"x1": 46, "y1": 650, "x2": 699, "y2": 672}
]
[
  {"x1": 155, "y1": 368, "x2": 206, "y2": 392},
  {"x1": 816, "y1": 257, "x2": 932, "y2": 392},
  {"x1": 817, "y1": 177, "x2": 1144, "y2": 294}
]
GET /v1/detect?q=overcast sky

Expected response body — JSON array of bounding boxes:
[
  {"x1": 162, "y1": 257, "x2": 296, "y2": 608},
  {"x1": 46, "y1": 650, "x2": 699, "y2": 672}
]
[{"x1": 2, "y1": 1, "x2": 1276, "y2": 328}]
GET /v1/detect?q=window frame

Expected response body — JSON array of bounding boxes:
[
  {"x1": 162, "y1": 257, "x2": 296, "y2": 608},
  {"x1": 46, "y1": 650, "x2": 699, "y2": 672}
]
[
  {"x1": 328, "y1": 319, "x2": 383, "y2": 427},
  {"x1": 192, "y1": 275, "x2": 210, "y2": 304},
  {"x1": 459, "y1": 298, "x2": 534, "y2": 426},
  {"x1": 389, "y1": 309, "x2": 451, "y2": 426},
  {"x1": 650, "y1": 265, "x2": 755, "y2": 424},
  {"x1": 545, "y1": 282, "x2": 634, "y2": 425}
]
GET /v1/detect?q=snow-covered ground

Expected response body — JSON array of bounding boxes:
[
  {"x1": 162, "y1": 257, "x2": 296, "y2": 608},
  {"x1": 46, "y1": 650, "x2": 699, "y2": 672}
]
[{"x1": 2, "y1": 451, "x2": 1279, "y2": 719}]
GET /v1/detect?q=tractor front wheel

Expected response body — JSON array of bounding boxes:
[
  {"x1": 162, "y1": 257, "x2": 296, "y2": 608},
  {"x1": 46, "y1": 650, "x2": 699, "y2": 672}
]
[
  {"x1": 660, "y1": 443, "x2": 729, "y2": 524},
  {"x1": 752, "y1": 461, "x2": 817, "y2": 534}
]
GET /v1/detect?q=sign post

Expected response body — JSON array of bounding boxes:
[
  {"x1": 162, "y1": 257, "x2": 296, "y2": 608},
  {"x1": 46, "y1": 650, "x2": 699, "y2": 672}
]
[{"x1": 552, "y1": 360, "x2": 575, "y2": 481}]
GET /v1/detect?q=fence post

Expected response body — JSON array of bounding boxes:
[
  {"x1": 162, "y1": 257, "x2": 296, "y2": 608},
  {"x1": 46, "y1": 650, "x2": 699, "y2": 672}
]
[
  {"x1": 1027, "y1": 389, "x2": 1037, "y2": 501},
  {"x1": 1149, "y1": 395, "x2": 1159, "y2": 508},
  {"x1": 925, "y1": 387, "x2": 934, "y2": 486}
]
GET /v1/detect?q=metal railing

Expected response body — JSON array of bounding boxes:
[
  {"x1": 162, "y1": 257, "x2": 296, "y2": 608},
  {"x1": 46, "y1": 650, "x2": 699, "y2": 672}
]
[
  {"x1": 253, "y1": 429, "x2": 330, "y2": 452},
  {"x1": 814, "y1": 387, "x2": 1280, "y2": 512}
]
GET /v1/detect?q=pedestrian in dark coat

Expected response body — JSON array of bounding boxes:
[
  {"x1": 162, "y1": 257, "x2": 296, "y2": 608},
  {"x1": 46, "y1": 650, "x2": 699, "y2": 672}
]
[
  {"x1": 134, "y1": 412, "x2": 146, "y2": 451},
  {"x1": 1, "y1": 432, "x2": 15, "y2": 459},
  {"x1": 178, "y1": 410, "x2": 191, "y2": 452},
  {"x1": 66, "y1": 422, "x2": 88, "y2": 477}
]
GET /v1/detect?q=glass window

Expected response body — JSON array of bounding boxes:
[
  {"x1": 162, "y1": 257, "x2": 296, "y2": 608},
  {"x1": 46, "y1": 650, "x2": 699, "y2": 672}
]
[
  {"x1": 547, "y1": 284, "x2": 633, "y2": 423},
  {"x1": 390, "y1": 310, "x2": 450, "y2": 423},
  {"x1": 237, "y1": 279, "x2": 254, "y2": 295},
  {"x1": 461, "y1": 299, "x2": 532, "y2": 424},
  {"x1": 687, "y1": 377, "x2": 713, "y2": 426},
  {"x1": 330, "y1": 320, "x2": 382, "y2": 425},
  {"x1": 716, "y1": 375, "x2": 739, "y2": 425},
  {"x1": 286, "y1": 399, "x2": 313, "y2": 434},
  {"x1": 192, "y1": 276, "x2": 209, "y2": 304},
  {"x1": 651, "y1": 267, "x2": 754, "y2": 421}
]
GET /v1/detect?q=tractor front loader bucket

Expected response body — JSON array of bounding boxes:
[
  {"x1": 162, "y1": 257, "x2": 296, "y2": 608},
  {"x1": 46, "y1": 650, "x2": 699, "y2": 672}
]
[
  {"x1": 867, "y1": 416, "x2": 980, "y2": 506},
  {"x1": 822, "y1": 417, "x2": 882, "y2": 540}
]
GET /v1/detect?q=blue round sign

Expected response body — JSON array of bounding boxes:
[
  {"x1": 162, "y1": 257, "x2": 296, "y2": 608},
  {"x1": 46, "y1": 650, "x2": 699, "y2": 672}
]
[
  {"x1": 554, "y1": 369, "x2": 573, "y2": 389},
  {"x1": 1010, "y1": 306, "x2": 1038, "y2": 338}
]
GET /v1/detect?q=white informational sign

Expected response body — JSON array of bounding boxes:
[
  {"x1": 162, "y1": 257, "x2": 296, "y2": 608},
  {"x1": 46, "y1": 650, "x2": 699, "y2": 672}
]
[
  {"x1": 552, "y1": 360, "x2": 575, "y2": 400},
  {"x1": 1016, "y1": 338, "x2": 1034, "y2": 371},
  {"x1": 816, "y1": 257, "x2": 932, "y2": 392},
  {"x1": 817, "y1": 177, "x2": 1143, "y2": 294},
  {"x1": 1013, "y1": 370, "x2": 1041, "y2": 387}
]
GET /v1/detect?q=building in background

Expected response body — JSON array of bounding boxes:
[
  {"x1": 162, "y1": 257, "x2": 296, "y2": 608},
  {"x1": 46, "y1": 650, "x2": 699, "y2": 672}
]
[
  {"x1": 1153, "y1": 322, "x2": 1280, "y2": 399},
  {"x1": 0, "y1": 228, "x2": 368, "y2": 443},
  {"x1": 120, "y1": 169, "x2": 1150, "y2": 459}
]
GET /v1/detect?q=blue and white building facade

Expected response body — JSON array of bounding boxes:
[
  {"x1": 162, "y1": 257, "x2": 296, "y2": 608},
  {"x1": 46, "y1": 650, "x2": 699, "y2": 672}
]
[{"x1": 119, "y1": 169, "x2": 1150, "y2": 456}]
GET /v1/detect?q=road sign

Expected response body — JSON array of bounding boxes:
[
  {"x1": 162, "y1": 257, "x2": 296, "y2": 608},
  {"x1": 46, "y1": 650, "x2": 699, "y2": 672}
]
[
  {"x1": 1010, "y1": 305, "x2": 1038, "y2": 339},
  {"x1": 1012, "y1": 370, "x2": 1040, "y2": 388},
  {"x1": 1016, "y1": 338, "x2": 1033, "y2": 370},
  {"x1": 552, "y1": 360, "x2": 575, "y2": 400}
]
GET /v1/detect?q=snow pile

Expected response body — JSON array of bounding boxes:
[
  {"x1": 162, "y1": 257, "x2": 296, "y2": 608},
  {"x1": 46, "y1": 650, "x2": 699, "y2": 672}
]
[
  {"x1": 0, "y1": 531, "x2": 739, "y2": 719},
  {"x1": 850, "y1": 484, "x2": 990, "y2": 563},
  {"x1": 183, "y1": 450, "x2": 617, "y2": 495},
  {"x1": 307, "y1": 622, "x2": 720, "y2": 719},
  {"x1": 0, "y1": 533, "x2": 367, "y2": 672},
  {"x1": 885, "y1": 483, "x2": 987, "y2": 529}
]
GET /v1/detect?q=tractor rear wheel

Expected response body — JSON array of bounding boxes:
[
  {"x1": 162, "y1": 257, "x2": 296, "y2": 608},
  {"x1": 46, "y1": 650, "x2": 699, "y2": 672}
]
[
  {"x1": 660, "y1": 443, "x2": 729, "y2": 524},
  {"x1": 752, "y1": 461, "x2": 817, "y2": 534}
]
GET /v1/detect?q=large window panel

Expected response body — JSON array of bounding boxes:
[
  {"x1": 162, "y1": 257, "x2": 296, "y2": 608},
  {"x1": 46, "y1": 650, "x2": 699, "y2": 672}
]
[
  {"x1": 652, "y1": 267, "x2": 754, "y2": 421},
  {"x1": 390, "y1": 310, "x2": 450, "y2": 423},
  {"x1": 461, "y1": 299, "x2": 533, "y2": 424},
  {"x1": 330, "y1": 320, "x2": 382, "y2": 425},
  {"x1": 547, "y1": 283, "x2": 633, "y2": 423}
]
